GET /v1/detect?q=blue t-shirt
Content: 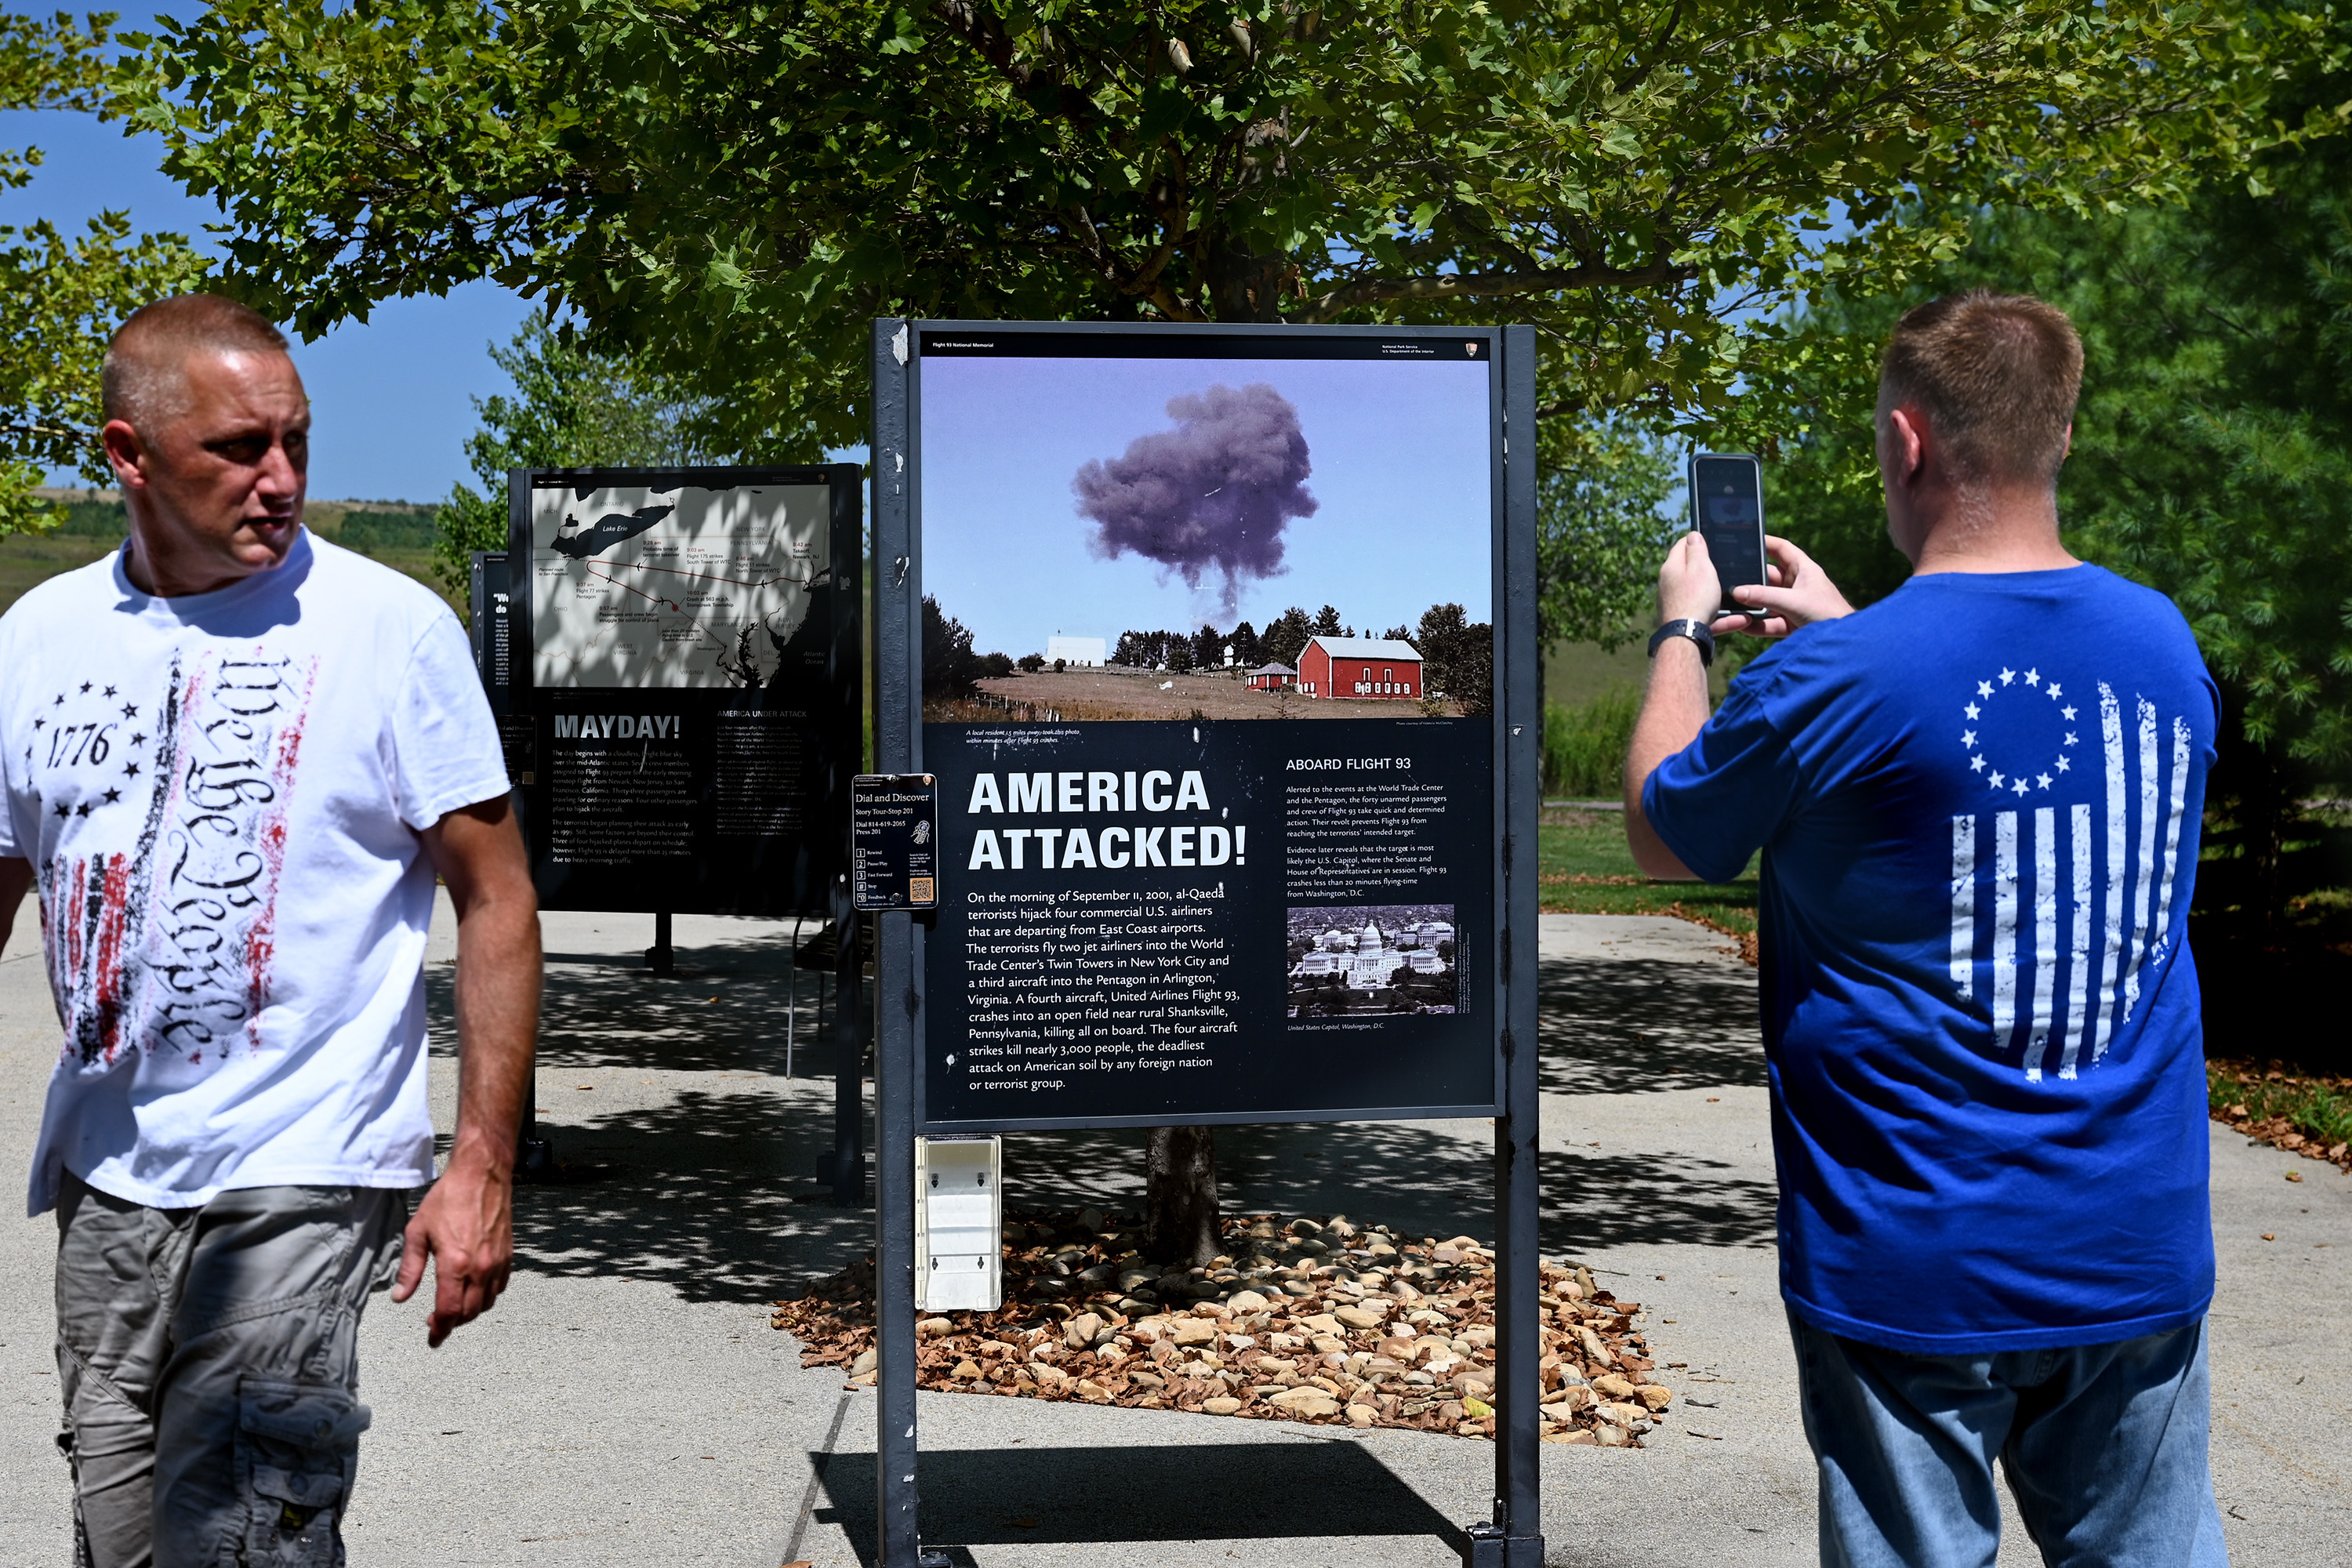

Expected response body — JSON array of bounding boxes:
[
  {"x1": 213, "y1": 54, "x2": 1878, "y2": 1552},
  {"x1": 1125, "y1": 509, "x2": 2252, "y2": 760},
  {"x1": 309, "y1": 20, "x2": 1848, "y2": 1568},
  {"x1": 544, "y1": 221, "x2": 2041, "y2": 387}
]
[{"x1": 1645, "y1": 564, "x2": 2218, "y2": 1353}]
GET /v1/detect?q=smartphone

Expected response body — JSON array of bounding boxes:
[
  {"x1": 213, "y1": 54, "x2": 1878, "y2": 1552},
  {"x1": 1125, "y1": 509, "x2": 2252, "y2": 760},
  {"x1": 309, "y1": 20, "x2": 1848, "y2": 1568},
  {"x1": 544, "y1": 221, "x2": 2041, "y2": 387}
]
[{"x1": 1688, "y1": 452, "x2": 1767, "y2": 618}]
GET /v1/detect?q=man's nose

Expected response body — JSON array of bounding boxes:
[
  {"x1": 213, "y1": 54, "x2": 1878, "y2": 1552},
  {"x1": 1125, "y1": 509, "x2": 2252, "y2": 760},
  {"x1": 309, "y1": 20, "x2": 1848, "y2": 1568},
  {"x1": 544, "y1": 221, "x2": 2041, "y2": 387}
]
[{"x1": 257, "y1": 434, "x2": 305, "y2": 497}]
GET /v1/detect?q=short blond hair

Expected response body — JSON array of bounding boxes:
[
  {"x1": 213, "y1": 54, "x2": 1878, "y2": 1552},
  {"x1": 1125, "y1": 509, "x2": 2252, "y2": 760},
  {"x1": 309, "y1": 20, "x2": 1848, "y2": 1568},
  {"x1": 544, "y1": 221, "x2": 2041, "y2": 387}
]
[
  {"x1": 1880, "y1": 290, "x2": 2082, "y2": 488},
  {"x1": 102, "y1": 294, "x2": 291, "y2": 437}
]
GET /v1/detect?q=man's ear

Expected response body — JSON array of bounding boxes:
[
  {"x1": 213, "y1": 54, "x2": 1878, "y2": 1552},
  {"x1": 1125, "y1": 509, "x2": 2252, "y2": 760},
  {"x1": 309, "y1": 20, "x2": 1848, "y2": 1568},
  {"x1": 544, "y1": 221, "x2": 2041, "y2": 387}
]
[
  {"x1": 1887, "y1": 405, "x2": 1928, "y2": 485},
  {"x1": 100, "y1": 419, "x2": 148, "y2": 492},
  {"x1": 2062, "y1": 421, "x2": 2074, "y2": 460}
]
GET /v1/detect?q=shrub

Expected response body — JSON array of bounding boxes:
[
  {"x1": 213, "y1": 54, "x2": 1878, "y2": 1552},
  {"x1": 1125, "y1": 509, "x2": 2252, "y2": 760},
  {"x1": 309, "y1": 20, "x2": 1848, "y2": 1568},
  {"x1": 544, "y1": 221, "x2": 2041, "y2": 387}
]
[{"x1": 1542, "y1": 686, "x2": 1640, "y2": 798}]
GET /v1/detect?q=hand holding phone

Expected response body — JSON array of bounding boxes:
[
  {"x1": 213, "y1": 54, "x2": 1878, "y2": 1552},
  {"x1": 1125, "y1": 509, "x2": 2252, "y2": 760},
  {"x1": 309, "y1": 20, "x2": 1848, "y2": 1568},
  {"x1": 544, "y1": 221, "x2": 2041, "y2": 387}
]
[
  {"x1": 1715, "y1": 535, "x2": 1857, "y2": 638},
  {"x1": 1689, "y1": 452, "x2": 1767, "y2": 618}
]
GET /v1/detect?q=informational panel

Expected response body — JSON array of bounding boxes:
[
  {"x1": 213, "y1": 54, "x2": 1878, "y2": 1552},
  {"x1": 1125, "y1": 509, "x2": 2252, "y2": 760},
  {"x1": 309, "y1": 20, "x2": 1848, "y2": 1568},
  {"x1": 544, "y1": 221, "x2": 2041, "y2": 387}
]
[
  {"x1": 908, "y1": 327, "x2": 1504, "y2": 1130},
  {"x1": 852, "y1": 774, "x2": 940, "y2": 912},
  {"x1": 506, "y1": 465, "x2": 862, "y2": 916}
]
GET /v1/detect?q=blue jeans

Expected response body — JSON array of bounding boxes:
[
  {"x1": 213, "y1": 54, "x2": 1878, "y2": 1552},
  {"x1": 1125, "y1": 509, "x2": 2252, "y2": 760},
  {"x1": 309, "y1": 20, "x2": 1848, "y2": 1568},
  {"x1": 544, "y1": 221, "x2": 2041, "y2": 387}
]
[{"x1": 1788, "y1": 1309, "x2": 2228, "y2": 1568}]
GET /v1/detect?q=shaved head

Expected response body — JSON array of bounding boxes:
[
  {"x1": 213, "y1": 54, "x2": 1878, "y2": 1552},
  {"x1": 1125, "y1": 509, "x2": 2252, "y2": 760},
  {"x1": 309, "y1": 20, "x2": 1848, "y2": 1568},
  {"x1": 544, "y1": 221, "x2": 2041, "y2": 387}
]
[{"x1": 102, "y1": 294, "x2": 292, "y2": 438}]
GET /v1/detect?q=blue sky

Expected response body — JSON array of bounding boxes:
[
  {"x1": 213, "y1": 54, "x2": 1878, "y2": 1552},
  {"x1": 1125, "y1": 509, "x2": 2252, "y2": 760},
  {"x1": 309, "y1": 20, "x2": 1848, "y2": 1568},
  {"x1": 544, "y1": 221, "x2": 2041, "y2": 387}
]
[
  {"x1": 920, "y1": 354, "x2": 1494, "y2": 657},
  {"x1": 2, "y1": 100, "x2": 533, "y2": 503}
]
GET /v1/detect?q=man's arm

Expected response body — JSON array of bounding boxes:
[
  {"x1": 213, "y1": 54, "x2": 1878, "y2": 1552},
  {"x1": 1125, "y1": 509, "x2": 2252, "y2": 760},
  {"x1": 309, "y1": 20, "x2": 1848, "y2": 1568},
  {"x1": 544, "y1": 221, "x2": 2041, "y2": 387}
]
[
  {"x1": 1624, "y1": 533, "x2": 1857, "y2": 878},
  {"x1": 0, "y1": 857, "x2": 31, "y2": 952},
  {"x1": 396, "y1": 793, "x2": 539, "y2": 1348},
  {"x1": 1624, "y1": 535, "x2": 1720, "y2": 879}
]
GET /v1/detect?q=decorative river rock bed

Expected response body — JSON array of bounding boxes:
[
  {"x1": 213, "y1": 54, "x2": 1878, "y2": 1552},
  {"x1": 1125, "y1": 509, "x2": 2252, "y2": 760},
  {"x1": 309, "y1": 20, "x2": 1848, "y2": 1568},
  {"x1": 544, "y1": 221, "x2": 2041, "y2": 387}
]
[{"x1": 771, "y1": 1209, "x2": 1672, "y2": 1446}]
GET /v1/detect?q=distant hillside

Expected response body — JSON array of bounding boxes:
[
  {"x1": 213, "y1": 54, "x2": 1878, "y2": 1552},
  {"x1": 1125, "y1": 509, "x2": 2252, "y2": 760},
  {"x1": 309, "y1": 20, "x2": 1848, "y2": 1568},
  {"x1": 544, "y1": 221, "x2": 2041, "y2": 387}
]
[{"x1": 5, "y1": 493, "x2": 457, "y2": 618}]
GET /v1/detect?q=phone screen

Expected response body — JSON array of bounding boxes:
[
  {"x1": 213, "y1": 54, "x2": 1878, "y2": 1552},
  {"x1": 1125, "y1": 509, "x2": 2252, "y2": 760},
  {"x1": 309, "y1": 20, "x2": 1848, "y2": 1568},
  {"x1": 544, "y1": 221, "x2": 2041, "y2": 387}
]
[{"x1": 1690, "y1": 454, "x2": 1766, "y2": 615}]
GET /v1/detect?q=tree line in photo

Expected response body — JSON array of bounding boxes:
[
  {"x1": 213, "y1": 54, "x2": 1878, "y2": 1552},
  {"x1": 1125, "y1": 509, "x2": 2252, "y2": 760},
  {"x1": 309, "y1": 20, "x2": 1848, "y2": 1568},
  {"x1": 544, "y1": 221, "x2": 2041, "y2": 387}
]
[
  {"x1": 921, "y1": 595, "x2": 1496, "y2": 715},
  {"x1": 1110, "y1": 603, "x2": 1496, "y2": 714}
]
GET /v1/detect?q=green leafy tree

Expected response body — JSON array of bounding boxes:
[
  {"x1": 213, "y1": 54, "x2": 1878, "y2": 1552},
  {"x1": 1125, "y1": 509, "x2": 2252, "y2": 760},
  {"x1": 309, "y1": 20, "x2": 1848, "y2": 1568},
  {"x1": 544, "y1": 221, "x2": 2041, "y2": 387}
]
[
  {"x1": 118, "y1": 0, "x2": 2327, "y2": 456},
  {"x1": 430, "y1": 318, "x2": 780, "y2": 593},
  {"x1": 1, "y1": 9, "x2": 203, "y2": 535},
  {"x1": 1417, "y1": 601, "x2": 1494, "y2": 716},
  {"x1": 1535, "y1": 416, "x2": 1682, "y2": 654},
  {"x1": 1258, "y1": 605, "x2": 1312, "y2": 668}
]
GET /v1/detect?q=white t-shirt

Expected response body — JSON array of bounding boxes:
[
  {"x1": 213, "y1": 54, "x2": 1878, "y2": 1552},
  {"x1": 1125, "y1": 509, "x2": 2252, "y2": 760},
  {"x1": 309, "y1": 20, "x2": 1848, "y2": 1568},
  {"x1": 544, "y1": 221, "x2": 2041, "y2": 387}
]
[{"x1": 0, "y1": 530, "x2": 510, "y2": 1214}]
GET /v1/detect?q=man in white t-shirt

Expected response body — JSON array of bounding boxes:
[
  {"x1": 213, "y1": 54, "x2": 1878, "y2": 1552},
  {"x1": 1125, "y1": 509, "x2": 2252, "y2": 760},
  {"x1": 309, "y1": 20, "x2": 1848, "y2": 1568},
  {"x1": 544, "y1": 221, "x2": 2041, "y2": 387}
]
[{"x1": 0, "y1": 293, "x2": 539, "y2": 1566}]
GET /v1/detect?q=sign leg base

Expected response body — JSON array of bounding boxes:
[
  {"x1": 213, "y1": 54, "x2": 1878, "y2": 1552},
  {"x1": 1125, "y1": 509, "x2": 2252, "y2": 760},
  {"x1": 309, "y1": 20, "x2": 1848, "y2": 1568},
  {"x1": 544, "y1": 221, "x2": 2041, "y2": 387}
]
[
  {"x1": 513, "y1": 1126, "x2": 558, "y2": 1182},
  {"x1": 1459, "y1": 1523, "x2": 1545, "y2": 1568}
]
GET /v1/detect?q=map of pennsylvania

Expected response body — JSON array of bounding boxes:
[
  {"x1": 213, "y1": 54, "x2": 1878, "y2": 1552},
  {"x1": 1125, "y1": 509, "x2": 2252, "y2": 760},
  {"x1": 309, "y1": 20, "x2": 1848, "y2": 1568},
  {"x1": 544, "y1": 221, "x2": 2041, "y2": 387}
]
[{"x1": 530, "y1": 482, "x2": 832, "y2": 688}]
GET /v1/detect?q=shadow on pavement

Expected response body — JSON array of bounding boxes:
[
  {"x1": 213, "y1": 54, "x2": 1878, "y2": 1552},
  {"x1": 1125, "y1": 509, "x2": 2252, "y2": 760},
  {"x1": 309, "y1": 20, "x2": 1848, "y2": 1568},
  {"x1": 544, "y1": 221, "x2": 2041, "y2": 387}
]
[
  {"x1": 426, "y1": 945, "x2": 864, "y2": 1076},
  {"x1": 502, "y1": 1088, "x2": 872, "y2": 1304},
  {"x1": 425, "y1": 924, "x2": 1775, "y2": 1306},
  {"x1": 1537, "y1": 953, "x2": 1764, "y2": 1096},
  {"x1": 998, "y1": 1120, "x2": 1780, "y2": 1257},
  {"x1": 815, "y1": 1440, "x2": 1463, "y2": 1559}
]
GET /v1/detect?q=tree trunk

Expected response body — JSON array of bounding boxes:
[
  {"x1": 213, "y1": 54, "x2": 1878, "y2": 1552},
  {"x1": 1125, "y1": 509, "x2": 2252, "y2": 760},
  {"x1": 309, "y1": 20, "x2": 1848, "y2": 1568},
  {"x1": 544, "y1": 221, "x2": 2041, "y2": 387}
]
[
  {"x1": 1145, "y1": 1125, "x2": 1221, "y2": 1265},
  {"x1": 1207, "y1": 234, "x2": 1287, "y2": 325}
]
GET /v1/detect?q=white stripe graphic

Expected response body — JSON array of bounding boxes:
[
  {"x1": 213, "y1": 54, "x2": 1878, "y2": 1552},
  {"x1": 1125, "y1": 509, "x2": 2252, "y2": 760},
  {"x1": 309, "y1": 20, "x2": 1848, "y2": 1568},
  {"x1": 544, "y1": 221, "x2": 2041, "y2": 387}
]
[
  {"x1": 2027, "y1": 805, "x2": 2057, "y2": 1080},
  {"x1": 2092, "y1": 683, "x2": 2126, "y2": 1064},
  {"x1": 2060, "y1": 802, "x2": 2092, "y2": 1079},
  {"x1": 2148, "y1": 716, "x2": 2191, "y2": 972},
  {"x1": 1951, "y1": 817, "x2": 1976, "y2": 998},
  {"x1": 1992, "y1": 811, "x2": 2019, "y2": 1040},
  {"x1": 2122, "y1": 696, "x2": 2159, "y2": 1022}
]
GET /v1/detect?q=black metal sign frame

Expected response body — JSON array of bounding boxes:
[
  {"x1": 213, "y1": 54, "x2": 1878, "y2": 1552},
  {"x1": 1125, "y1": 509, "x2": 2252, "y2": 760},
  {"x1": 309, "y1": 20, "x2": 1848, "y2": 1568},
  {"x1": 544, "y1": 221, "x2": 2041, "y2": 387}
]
[{"x1": 868, "y1": 319, "x2": 1544, "y2": 1568}]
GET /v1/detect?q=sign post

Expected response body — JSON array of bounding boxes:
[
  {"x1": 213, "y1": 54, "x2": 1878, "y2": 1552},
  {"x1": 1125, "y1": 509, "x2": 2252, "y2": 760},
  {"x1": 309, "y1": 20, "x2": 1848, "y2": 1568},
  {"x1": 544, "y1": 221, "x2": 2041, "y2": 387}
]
[{"x1": 869, "y1": 318, "x2": 1541, "y2": 1566}]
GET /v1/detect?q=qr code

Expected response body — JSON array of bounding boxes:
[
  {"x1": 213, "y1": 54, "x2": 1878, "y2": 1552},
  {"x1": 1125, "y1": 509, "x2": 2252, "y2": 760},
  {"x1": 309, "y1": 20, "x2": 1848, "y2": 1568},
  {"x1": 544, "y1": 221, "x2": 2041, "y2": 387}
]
[{"x1": 909, "y1": 877, "x2": 936, "y2": 905}]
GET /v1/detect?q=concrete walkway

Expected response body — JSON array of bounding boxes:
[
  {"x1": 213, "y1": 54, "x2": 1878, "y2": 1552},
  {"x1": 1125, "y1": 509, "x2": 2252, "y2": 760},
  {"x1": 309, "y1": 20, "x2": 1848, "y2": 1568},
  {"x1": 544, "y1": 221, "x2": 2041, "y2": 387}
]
[{"x1": 0, "y1": 894, "x2": 2343, "y2": 1564}]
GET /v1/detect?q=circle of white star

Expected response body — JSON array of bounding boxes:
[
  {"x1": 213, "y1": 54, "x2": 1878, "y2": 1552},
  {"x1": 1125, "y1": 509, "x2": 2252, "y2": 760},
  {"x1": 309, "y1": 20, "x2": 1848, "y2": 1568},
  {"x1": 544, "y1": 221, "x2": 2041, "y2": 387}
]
[{"x1": 1961, "y1": 666, "x2": 2078, "y2": 796}]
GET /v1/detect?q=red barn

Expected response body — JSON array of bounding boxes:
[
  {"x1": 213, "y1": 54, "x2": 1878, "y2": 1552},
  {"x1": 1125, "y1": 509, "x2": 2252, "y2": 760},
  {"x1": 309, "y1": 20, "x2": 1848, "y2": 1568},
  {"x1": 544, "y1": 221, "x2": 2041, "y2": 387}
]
[
  {"x1": 1246, "y1": 662, "x2": 1297, "y2": 690},
  {"x1": 1298, "y1": 636, "x2": 1423, "y2": 700}
]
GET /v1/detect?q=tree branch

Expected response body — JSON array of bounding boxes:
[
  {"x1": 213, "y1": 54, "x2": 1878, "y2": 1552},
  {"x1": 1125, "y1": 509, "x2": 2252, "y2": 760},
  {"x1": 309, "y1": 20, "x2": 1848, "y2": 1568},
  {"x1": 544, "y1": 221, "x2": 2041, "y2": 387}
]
[
  {"x1": 1302, "y1": 260, "x2": 1695, "y2": 320},
  {"x1": 930, "y1": 0, "x2": 1102, "y2": 134}
]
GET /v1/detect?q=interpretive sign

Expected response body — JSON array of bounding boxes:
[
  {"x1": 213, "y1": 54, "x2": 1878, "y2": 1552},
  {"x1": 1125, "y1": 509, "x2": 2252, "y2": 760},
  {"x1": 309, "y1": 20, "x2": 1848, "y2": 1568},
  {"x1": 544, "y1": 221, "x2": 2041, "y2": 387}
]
[
  {"x1": 852, "y1": 774, "x2": 940, "y2": 912},
  {"x1": 505, "y1": 464, "x2": 862, "y2": 915},
  {"x1": 868, "y1": 321, "x2": 1542, "y2": 1568},
  {"x1": 907, "y1": 326, "x2": 1505, "y2": 1130}
]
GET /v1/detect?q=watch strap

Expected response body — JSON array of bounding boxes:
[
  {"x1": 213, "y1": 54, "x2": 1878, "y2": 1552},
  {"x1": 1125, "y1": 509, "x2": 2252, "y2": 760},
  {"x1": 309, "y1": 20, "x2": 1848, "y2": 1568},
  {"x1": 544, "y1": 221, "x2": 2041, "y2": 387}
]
[{"x1": 1649, "y1": 618, "x2": 1715, "y2": 666}]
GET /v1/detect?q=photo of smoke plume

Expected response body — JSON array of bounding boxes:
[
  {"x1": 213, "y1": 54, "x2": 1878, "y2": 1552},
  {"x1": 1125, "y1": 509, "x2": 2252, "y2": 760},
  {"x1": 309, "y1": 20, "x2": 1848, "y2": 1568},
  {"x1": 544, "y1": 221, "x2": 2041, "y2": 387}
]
[
  {"x1": 1287, "y1": 904, "x2": 1461, "y2": 1018},
  {"x1": 918, "y1": 348, "x2": 1492, "y2": 722},
  {"x1": 1072, "y1": 381, "x2": 1318, "y2": 615}
]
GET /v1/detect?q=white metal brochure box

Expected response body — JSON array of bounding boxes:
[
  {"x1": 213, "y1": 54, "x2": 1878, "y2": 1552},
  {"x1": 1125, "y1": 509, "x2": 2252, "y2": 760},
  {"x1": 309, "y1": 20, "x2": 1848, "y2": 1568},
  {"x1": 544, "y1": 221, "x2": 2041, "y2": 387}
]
[{"x1": 914, "y1": 1135, "x2": 1001, "y2": 1312}]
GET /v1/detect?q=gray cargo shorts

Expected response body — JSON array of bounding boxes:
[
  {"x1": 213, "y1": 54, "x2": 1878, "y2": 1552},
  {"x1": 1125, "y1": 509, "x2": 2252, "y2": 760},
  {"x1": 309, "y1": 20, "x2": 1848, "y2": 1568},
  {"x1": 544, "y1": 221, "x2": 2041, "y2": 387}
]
[{"x1": 53, "y1": 1171, "x2": 412, "y2": 1568}]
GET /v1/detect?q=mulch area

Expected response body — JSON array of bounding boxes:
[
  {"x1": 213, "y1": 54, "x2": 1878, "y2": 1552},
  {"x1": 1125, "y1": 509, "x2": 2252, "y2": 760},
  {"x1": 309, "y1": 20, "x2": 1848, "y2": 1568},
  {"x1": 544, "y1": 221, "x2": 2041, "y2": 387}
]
[
  {"x1": 771, "y1": 1210, "x2": 1673, "y2": 1447},
  {"x1": 2209, "y1": 1058, "x2": 2352, "y2": 1174}
]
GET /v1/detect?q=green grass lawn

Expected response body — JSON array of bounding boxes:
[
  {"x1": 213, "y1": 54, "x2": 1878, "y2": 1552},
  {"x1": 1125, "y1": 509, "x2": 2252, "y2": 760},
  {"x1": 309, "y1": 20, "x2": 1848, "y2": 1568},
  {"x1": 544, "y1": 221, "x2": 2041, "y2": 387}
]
[{"x1": 1538, "y1": 808, "x2": 1759, "y2": 951}]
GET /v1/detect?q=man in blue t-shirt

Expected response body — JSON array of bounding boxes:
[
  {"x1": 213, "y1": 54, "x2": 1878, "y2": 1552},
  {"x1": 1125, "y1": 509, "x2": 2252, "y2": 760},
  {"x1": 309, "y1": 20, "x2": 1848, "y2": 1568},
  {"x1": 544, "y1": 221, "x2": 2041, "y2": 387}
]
[{"x1": 1627, "y1": 291, "x2": 2227, "y2": 1568}]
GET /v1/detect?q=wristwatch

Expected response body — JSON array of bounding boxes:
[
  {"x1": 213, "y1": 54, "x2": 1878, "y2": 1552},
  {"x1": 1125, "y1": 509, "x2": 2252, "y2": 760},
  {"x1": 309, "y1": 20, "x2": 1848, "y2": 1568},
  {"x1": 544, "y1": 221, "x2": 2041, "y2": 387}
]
[{"x1": 1649, "y1": 618, "x2": 1715, "y2": 666}]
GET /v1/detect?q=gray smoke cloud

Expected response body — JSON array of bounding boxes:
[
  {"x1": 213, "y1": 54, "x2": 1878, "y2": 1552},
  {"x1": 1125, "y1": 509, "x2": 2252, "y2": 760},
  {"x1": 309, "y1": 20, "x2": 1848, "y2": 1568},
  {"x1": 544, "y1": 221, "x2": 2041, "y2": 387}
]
[{"x1": 1071, "y1": 382, "x2": 1318, "y2": 612}]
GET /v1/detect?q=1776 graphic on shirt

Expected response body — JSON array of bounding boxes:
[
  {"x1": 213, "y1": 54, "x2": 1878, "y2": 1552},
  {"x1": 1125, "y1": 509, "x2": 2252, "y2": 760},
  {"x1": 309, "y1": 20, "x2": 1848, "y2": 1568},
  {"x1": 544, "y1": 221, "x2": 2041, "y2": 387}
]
[
  {"x1": 35, "y1": 651, "x2": 313, "y2": 1069},
  {"x1": 1949, "y1": 668, "x2": 2192, "y2": 1082}
]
